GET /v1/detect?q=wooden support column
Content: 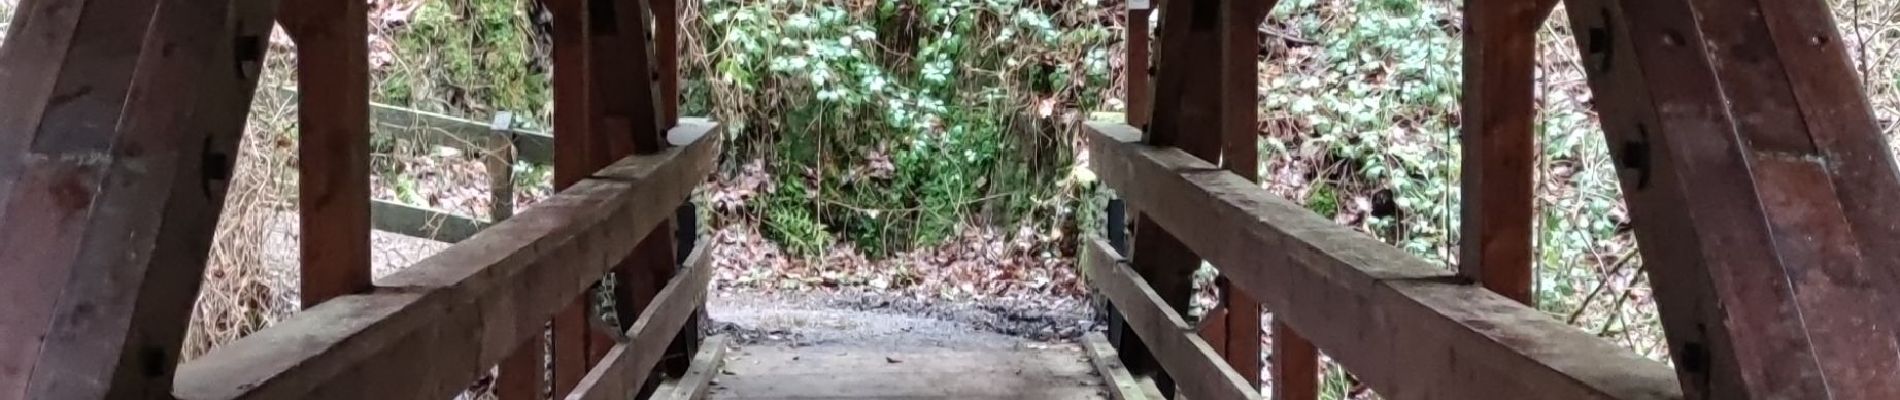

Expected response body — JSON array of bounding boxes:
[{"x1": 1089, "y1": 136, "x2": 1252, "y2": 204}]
[
  {"x1": 1458, "y1": 0, "x2": 1549, "y2": 306},
  {"x1": 1125, "y1": 0, "x2": 1152, "y2": 127},
  {"x1": 280, "y1": 0, "x2": 372, "y2": 308},
  {"x1": 0, "y1": 0, "x2": 279, "y2": 396},
  {"x1": 603, "y1": 0, "x2": 680, "y2": 386},
  {"x1": 1210, "y1": 0, "x2": 1270, "y2": 390},
  {"x1": 540, "y1": 0, "x2": 592, "y2": 395},
  {"x1": 1560, "y1": 0, "x2": 1900, "y2": 398},
  {"x1": 545, "y1": 0, "x2": 676, "y2": 395},
  {"x1": 1127, "y1": 0, "x2": 1225, "y2": 395},
  {"x1": 655, "y1": 0, "x2": 680, "y2": 126}
]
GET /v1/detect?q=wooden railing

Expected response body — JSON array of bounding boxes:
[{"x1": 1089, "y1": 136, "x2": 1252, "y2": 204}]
[
  {"x1": 1097, "y1": 0, "x2": 1900, "y2": 399},
  {"x1": 1085, "y1": 123, "x2": 1679, "y2": 400},
  {"x1": 172, "y1": 124, "x2": 718, "y2": 399}
]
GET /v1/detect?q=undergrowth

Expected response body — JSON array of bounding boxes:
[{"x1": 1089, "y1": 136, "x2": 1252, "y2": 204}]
[{"x1": 685, "y1": 0, "x2": 1114, "y2": 258}]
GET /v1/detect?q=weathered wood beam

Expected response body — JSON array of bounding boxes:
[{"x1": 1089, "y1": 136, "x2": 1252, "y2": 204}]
[
  {"x1": 1085, "y1": 240, "x2": 1260, "y2": 400},
  {"x1": 654, "y1": 0, "x2": 681, "y2": 127},
  {"x1": 544, "y1": 0, "x2": 594, "y2": 392},
  {"x1": 279, "y1": 0, "x2": 373, "y2": 308},
  {"x1": 648, "y1": 335, "x2": 729, "y2": 400},
  {"x1": 1124, "y1": 0, "x2": 1151, "y2": 127},
  {"x1": 0, "y1": 0, "x2": 277, "y2": 396},
  {"x1": 1212, "y1": 0, "x2": 1282, "y2": 390},
  {"x1": 1088, "y1": 122, "x2": 1680, "y2": 399},
  {"x1": 1123, "y1": 0, "x2": 1225, "y2": 393},
  {"x1": 171, "y1": 122, "x2": 719, "y2": 400},
  {"x1": 1082, "y1": 333, "x2": 1163, "y2": 400},
  {"x1": 566, "y1": 240, "x2": 711, "y2": 400},
  {"x1": 580, "y1": 0, "x2": 679, "y2": 390},
  {"x1": 1558, "y1": 0, "x2": 1900, "y2": 397},
  {"x1": 1459, "y1": 0, "x2": 1546, "y2": 306}
]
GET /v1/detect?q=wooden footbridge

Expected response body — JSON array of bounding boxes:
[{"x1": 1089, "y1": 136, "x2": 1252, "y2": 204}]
[{"x1": 3, "y1": 0, "x2": 1900, "y2": 398}]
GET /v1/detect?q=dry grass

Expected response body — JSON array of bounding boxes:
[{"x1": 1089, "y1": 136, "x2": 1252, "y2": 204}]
[{"x1": 180, "y1": 47, "x2": 303, "y2": 361}]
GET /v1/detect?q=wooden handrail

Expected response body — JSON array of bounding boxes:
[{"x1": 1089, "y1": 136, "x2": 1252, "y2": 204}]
[
  {"x1": 271, "y1": 87, "x2": 557, "y2": 164},
  {"x1": 567, "y1": 239, "x2": 714, "y2": 400},
  {"x1": 1083, "y1": 240, "x2": 1257, "y2": 400},
  {"x1": 171, "y1": 121, "x2": 720, "y2": 400},
  {"x1": 1086, "y1": 122, "x2": 1681, "y2": 399}
]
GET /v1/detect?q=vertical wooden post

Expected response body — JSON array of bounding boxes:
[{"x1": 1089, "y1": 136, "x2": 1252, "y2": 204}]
[
  {"x1": 545, "y1": 0, "x2": 677, "y2": 396},
  {"x1": 1129, "y1": 0, "x2": 1225, "y2": 396},
  {"x1": 541, "y1": 0, "x2": 592, "y2": 395},
  {"x1": 600, "y1": 0, "x2": 681, "y2": 388},
  {"x1": 1126, "y1": 0, "x2": 1152, "y2": 127},
  {"x1": 487, "y1": 112, "x2": 517, "y2": 223},
  {"x1": 1108, "y1": 0, "x2": 1151, "y2": 367},
  {"x1": 655, "y1": 0, "x2": 681, "y2": 127},
  {"x1": 1560, "y1": 0, "x2": 1900, "y2": 398},
  {"x1": 280, "y1": 0, "x2": 372, "y2": 308},
  {"x1": 0, "y1": 0, "x2": 278, "y2": 396},
  {"x1": 1458, "y1": 0, "x2": 1547, "y2": 306},
  {"x1": 487, "y1": 112, "x2": 541, "y2": 400},
  {"x1": 1213, "y1": 0, "x2": 1270, "y2": 390}
]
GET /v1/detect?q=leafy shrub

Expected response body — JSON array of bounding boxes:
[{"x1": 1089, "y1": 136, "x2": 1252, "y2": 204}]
[{"x1": 684, "y1": 0, "x2": 1115, "y2": 257}]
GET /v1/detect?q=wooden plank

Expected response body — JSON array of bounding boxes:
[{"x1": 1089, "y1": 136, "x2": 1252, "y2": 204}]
[
  {"x1": 1088, "y1": 123, "x2": 1681, "y2": 399},
  {"x1": 1082, "y1": 333, "x2": 1163, "y2": 400},
  {"x1": 1083, "y1": 241, "x2": 1260, "y2": 400},
  {"x1": 649, "y1": 335, "x2": 730, "y2": 400},
  {"x1": 1556, "y1": 1, "x2": 1900, "y2": 397},
  {"x1": 370, "y1": 199, "x2": 490, "y2": 243},
  {"x1": 0, "y1": 0, "x2": 278, "y2": 396},
  {"x1": 1458, "y1": 0, "x2": 1542, "y2": 305},
  {"x1": 566, "y1": 240, "x2": 713, "y2": 400},
  {"x1": 280, "y1": 0, "x2": 373, "y2": 308},
  {"x1": 172, "y1": 122, "x2": 720, "y2": 400}
]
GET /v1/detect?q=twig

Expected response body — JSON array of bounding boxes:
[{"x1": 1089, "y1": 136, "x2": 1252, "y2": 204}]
[
  {"x1": 1565, "y1": 249, "x2": 1637, "y2": 324},
  {"x1": 1259, "y1": 26, "x2": 1317, "y2": 46}
]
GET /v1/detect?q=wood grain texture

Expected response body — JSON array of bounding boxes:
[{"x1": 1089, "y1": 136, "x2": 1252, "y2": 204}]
[
  {"x1": 1083, "y1": 240, "x2": 1260, "y2": 400},
  {"x1": 1557, "y1": 1, "x2": 1900, "y2": 397},
  {"x1": 1458, "y1": 0, "x2": 1544, "y2": 305},
  {"x1": 0, "y1": 0, "x2": 277, "y2": 397},
  {"x1": 1088, "y1": 123, "x2": 1680, "y2": 399},
  {"x1": 280, "y1": 0, "x2": 373, "y2": 308},
  {"x1": 565, "y1": 240, "x2": 712, "y2": 400},
  {"x1": 172, "y1": 123, "x2": 719, "y2": 400}
]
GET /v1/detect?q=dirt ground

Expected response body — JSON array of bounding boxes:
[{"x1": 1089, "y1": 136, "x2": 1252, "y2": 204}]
[{"x1": 706, "y1": 291, "x2": 1108, "y2": 399}]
